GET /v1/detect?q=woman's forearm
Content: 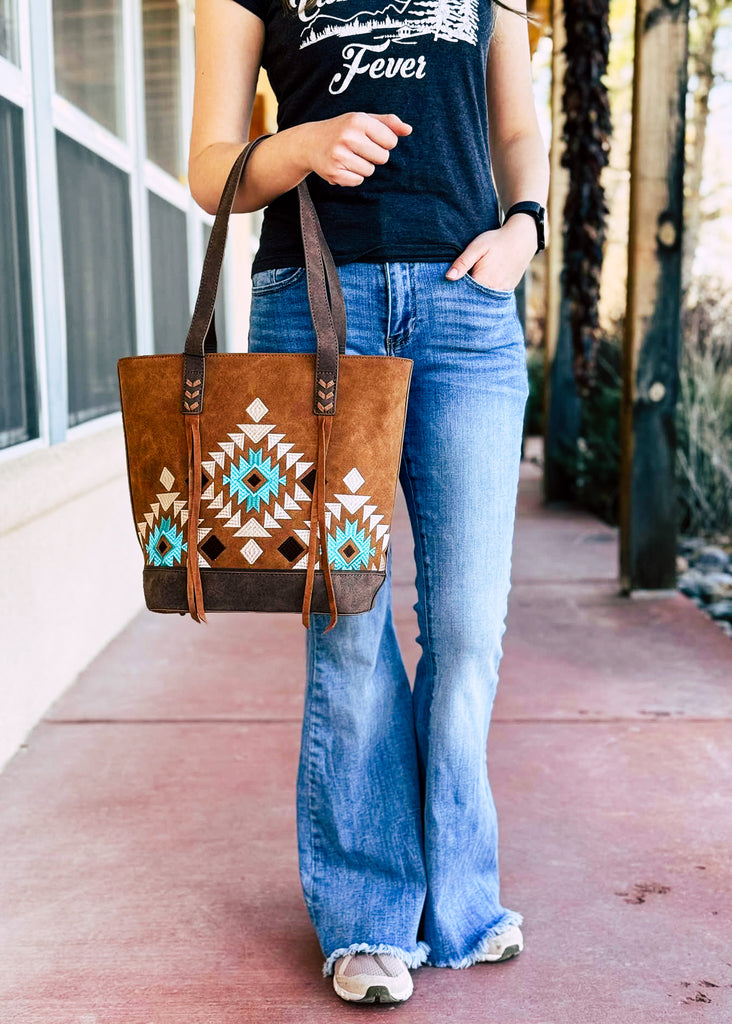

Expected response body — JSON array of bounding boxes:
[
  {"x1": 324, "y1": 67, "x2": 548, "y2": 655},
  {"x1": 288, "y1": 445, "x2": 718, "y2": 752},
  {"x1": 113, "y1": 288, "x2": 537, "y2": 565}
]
[
  {"x1": 190, "y1": 112, "x2": 412, "y2": 217},
  {"x1": 189, "y1": 122, "x2": 315, "y2": 217},
  {"x1": 489, "y1": 129, "x2": 550, "y2": 217}
]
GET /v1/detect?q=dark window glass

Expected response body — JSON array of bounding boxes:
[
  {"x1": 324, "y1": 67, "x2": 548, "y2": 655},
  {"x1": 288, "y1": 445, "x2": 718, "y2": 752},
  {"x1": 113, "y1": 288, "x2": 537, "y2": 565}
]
[
  {"x1": 202, "y1": 222, "x2": 227, "y2": 351},
  {"x1": 143, "y1": 0, "x2": 183, "y2": 178},
  {"x1": 0, "y1": 97, "x2": 38, "y2": 450},
  {"x1": 149, "y1": 192, "x2": 189, "y2": 354},
  {"x1": 56, "y1": 132, "x2": 136, "y2": 427},
  {"x1": 52, "y1": 0, "x2": 125, "y2": 138}
]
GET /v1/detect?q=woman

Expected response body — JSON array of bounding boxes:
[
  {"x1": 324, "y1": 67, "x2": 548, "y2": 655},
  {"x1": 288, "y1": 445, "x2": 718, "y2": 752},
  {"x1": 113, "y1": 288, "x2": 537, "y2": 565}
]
[{"x1": 189, "y1": 0, "x2": 549, "y2": 1004}]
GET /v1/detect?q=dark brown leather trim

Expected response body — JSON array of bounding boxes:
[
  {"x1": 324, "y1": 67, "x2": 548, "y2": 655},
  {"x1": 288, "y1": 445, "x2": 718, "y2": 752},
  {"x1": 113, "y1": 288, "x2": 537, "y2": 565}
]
[
  {"x1": 182, "y1": 136, "x2": 348, "y2": 419},
  {"x1": 298, "y1": 179, "x2": 342, "y2": 416},
  {"x1": 182, "y1": 353, "x2": 204, "y2": 414},
  {"x1": 183, "y1": 134, "x2": 272, "y2": 365},
  {"x1": 143, "y1": 567, "x2": 386, "y2": 615}
]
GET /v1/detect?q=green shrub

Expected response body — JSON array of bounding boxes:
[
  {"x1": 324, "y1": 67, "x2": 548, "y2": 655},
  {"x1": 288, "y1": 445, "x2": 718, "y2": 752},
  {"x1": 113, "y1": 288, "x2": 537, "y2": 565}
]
[
  {"x1": 524, "y1": 345, "x2": 546, "y2": 436},
  {"x1": 551, "y1": 330, "x2": 623, "y2": 526},
  {"x1": 538, "y1": 278, "x2": 732, "y2": 537},
  {"x1": 676, "y1": 276, "x2": 732, "y2": 537}
]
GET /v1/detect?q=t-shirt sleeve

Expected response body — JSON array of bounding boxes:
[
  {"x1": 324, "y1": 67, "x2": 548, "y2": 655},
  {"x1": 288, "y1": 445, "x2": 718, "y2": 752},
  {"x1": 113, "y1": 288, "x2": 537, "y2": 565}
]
[{"x1": 228, "y1": 0, "x2": 267, "y2": 22}]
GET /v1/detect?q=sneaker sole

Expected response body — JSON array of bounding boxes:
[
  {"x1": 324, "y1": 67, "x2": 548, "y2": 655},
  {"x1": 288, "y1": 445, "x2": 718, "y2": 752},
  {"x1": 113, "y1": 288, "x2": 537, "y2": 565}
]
[
  {"x1": 333, "y1": 978, "x2": 412, "y2": 1003},
  {"x1": 479, "y1": 943, "x2": 523, "y2": 963}
]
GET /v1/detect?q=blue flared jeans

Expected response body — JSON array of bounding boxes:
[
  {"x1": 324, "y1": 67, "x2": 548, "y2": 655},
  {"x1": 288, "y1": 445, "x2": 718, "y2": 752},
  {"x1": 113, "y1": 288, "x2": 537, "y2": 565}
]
[{"x1": 247, "y1": 259, "x2": 529, "y2": 976}]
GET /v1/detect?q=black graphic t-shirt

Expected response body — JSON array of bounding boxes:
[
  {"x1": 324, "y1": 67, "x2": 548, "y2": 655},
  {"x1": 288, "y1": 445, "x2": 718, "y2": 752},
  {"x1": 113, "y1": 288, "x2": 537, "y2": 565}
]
[{"x1": 228, "y1": 0, "x2": 501, "y2": 272}]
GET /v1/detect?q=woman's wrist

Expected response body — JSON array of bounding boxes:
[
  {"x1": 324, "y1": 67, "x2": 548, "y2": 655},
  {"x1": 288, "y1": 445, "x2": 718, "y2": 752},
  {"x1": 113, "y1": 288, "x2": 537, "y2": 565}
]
[
  {"x1": 279, "y1": 121, "x2": 318, "y2": 182},
  {"x1": 500, "y1": 211, "x2": 538, "y2": 258}
]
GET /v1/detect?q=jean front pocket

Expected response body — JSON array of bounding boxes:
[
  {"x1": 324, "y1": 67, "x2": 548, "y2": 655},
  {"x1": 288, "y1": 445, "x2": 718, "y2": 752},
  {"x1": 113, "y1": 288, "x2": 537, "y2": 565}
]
[
  {"x1": 251, "y1": 265, "x2": 306, "y2": 296},
  {"x1": 463, "y1": 271, "x2": 515, "y2": 300}
]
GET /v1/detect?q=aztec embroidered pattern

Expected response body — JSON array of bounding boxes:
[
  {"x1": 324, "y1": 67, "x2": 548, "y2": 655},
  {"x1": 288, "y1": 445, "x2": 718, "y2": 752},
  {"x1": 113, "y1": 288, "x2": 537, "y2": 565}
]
[
  {"x1": 138, "y1": 397, "x2": 390, "y2": 573},
  {"x1": 137, "y1": 466, "x2": 189, "y2": 567}
]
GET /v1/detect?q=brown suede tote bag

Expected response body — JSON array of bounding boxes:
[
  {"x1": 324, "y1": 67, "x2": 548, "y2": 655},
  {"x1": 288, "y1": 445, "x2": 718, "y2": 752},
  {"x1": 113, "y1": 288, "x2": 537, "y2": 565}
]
[{"x1": 117, "y1": 134, "x2": 413, "y2": 633}]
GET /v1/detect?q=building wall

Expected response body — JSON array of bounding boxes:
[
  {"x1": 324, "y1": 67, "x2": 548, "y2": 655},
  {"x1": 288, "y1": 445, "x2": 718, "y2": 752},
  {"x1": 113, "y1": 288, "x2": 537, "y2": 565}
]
[
  {"x1": 0, "y1": 0, "x2": 266, "y2": 771},
  {"x1": 0, "y1": 218, "x2": 255, "y2": 775},
  {"x1": 0, "y1": 426, "x2": 142, "y2": 770}
]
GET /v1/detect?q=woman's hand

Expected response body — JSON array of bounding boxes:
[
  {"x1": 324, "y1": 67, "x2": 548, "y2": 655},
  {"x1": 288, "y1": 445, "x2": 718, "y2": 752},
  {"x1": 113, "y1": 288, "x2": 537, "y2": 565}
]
[
  {"x1": 445, "y1": 214, "x2": 538, "y2": 290},
  {"x1": 302, "y1": 112, "x2": 413, "y2": 187}
]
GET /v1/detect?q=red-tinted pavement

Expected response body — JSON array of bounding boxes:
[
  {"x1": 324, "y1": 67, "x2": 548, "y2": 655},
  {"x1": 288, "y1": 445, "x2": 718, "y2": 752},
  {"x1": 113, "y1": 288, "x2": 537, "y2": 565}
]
[{"x1": 1, "y1": 456, "x2": 731, "y2": 1023}]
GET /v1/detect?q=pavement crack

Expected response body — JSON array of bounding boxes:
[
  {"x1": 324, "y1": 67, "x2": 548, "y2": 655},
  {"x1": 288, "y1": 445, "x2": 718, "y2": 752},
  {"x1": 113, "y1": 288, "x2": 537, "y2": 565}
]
[{"x1": 44, "y1": 716, "x2": 304, "y2": 725}]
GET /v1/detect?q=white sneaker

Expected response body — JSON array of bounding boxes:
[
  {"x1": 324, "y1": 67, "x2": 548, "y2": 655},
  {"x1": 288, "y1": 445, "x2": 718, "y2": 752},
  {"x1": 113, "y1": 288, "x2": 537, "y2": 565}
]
[
  {"x1": 474, "y1": 924, "x2": 524, "y2": 962},
  {"x1": 333, "y1": 952, "x2": 414, "y2": 1003}
]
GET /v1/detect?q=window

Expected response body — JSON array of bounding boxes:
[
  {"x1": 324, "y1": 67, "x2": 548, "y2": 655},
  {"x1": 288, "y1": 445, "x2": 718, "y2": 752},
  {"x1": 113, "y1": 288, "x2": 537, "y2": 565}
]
[
  {"x1": 0, "y1": 0, "x2": 226, "y2": 451},
  {"x1": 0, "y1": 97, "x2": 38, "y2": 450},
  {"x1": 56, "y1": 132, "x2": 136, "y2": 426},
  {"x1": 143, "y1": 0, "x2": 183, "y2": 179},
  {"x1": 53, "y1": 0, "x2": 126, "y2": 138},
  {"x1": 0, "y1": 0, "x2": 19, "y2": 64},
  {"x1": 149, "y1": 192, "x2": 190, "y2": 354}
]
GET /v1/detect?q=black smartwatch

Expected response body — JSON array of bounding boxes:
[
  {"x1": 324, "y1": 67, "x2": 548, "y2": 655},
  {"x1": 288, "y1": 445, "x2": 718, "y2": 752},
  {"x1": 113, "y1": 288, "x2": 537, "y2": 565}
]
[{"x1": 501, "y1": 201, "x2": 547, "y2": 254}]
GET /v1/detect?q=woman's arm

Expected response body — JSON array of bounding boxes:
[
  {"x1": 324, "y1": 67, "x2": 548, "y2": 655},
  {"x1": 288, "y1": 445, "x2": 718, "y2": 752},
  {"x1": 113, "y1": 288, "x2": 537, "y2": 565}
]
[
  {"x1": 446, "y1": 0, "x2": 550, "y2": 286},
  {"x1": 485, "y1": 0, "x2": 550, "y2": 216},
  {"x1": 188, "y1": 0, "x2": 412, "y2": 216},
  {"x1": 187, "y1": 0, "x2": 306, "y2": 214}
]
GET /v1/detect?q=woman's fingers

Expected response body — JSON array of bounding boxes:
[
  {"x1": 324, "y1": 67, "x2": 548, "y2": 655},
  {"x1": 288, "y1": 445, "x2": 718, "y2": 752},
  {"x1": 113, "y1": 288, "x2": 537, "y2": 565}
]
[
  {"x1": 331, "y1": 169, "x2": 369, "y2": 187},
  {"x1": 352, "y1": 135, "x2": 393, "y2": 166},
  {"x1": 446, "y1": 236, "x2": 491, "y2": 279},
  {"x1": 352, "y1": 113, "x2": 412, "y2": 165},
  {"x1": 313, "y1": 111, "x2": 412, "y2": 186},
  {"x1": 365, "y1": 112, "x2": 414, "y2": 139},
  {"x1": 338, "y1": 150, "x2": 380, "y2": 179}
]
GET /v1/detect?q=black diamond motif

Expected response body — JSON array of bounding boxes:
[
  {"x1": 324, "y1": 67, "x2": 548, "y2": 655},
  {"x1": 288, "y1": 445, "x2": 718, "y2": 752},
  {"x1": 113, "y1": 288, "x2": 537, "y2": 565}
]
[
  {"x1": 278, "y1": 535, "x2": 307, "y2": 562},
  {"x1": 156, "y1": 536, "x2": 172, "y2": 557},
  {"x1": 201, "y1": 534, "x2": 225, "y2": 561},
  {"x1": 341, "y1": 542, "x2": 357, "y2": 560},
  {"x1": 245, "y1": 470, "x2": 264, "y2": 490},
  {"x1": 301, "y1": 468, "x2": 316, "y2": 495},
  {"x1": 186, "y1": 469, "x2": 213, "y2": 490}
]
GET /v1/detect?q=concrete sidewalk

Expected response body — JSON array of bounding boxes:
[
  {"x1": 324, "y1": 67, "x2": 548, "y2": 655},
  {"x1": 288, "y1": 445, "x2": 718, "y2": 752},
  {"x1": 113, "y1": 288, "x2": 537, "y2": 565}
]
[{"x1": 1, "y1": 456, "x2": 731, "y2": 1023}]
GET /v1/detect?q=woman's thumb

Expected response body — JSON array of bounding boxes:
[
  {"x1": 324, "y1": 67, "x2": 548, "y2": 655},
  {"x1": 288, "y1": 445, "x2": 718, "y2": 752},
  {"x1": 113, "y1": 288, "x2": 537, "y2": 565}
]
[{"x1": 368, "y1": 112, "x2": 413, "y2": 133}]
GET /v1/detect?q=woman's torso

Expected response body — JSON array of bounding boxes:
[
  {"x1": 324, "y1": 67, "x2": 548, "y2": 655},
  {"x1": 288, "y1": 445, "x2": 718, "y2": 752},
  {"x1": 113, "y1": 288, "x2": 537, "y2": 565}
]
[{"x1": 243, "y1": 0, "x2": 500, "y2": 272}]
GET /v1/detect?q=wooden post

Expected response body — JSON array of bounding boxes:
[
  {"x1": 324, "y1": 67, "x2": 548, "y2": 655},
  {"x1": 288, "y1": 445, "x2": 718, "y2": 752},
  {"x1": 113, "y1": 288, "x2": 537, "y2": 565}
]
[
  {"x1": 619, "y1": 0, "x2": 689, "y2": 591},
  {"x1": 543, "y1": 0, "x2": 580, "y2": 502}
]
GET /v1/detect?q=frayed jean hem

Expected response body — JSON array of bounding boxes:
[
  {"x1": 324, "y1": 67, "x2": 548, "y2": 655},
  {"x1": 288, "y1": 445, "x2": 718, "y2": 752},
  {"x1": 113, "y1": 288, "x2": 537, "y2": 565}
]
[
  {"x1": 424, "y1": 910, "x2": 524, "y2": 969},
  {"x1": 322, "y1": 940, "x2": 431, "y2": 978}
]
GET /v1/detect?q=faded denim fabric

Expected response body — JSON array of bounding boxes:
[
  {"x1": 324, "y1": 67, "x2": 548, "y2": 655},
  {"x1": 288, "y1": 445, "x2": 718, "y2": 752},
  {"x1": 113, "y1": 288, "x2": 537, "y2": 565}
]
[{"x1": 248, "y1": 260, "x2": 528, "y2": 976}]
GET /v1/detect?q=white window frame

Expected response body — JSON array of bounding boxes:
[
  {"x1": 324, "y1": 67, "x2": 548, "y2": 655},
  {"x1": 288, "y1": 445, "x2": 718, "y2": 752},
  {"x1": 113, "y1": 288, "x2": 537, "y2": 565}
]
[
  {"x1": 0, "y1": 0, "x2": 226, "y2": 463},
  {"x1": 178, "y1": 0, "x2": 226, "y2": 348},
  {"x1": 0, "y1": 3, "x2": 51, "y2": 463}
]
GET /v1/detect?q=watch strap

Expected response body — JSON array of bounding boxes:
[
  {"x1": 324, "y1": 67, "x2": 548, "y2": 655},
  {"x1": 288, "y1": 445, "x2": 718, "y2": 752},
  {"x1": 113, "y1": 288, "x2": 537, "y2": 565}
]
[{"x1": 501, "y1": 201, "x2": 545, "y2": 253}]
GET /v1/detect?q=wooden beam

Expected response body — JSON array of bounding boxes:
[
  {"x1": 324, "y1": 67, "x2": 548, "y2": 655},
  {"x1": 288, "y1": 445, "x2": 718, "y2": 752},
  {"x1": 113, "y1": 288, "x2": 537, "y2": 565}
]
[
  {"x1": 249, "y1": 93, "x2": 267, "y2": 141},
  {"x1": 528, "y1": 0, "x2": 551, "y2": 53},
  {"x1": 543, "y1": 0, "x2": 580, "y2": 502},
  {"x1": 249, "y1": 68, "x2": 279, "y2": 140},
  {"x1": 619, "y1": 0, "x2": 689, "y2": 591}
]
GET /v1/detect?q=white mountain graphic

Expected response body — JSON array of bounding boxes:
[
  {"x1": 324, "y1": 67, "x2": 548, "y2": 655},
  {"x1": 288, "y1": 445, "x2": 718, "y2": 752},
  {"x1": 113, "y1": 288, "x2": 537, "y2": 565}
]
[
  {"x1": 309, "y1": 0, "x2": 413, "y2": 24},
  {"x1": 300, "y1": 0, "x2": 479, "y2": 49}
]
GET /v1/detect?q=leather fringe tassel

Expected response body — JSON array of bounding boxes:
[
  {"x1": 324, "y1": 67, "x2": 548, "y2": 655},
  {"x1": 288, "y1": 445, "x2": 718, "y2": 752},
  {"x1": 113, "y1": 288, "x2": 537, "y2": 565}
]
[
  {"x1": 185, "y1": 414, "x2": 206, "y2": 623},
  {"x1": 301, "y1": 414, "x2": 338, "y2": 632}
]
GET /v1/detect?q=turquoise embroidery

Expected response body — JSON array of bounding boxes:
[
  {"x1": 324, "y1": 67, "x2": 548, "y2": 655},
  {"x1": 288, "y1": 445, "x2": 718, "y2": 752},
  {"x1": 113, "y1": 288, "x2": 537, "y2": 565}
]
[
  {"x1": 146, "y1": 516, "x2": 187, "y2": 567},
  {"x1": 224, "y1": 447, "x2": 286, "y2": 512},
  {"x1": 328, "y1": 518, "x2": 376, "y2": 571}
]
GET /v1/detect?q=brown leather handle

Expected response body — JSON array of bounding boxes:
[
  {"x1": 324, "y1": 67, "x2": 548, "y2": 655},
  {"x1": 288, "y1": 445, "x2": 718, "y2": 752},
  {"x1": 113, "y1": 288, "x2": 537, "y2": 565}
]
[{"x1": 182, "y1": 134, "x2": 347, "y2": 417}]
